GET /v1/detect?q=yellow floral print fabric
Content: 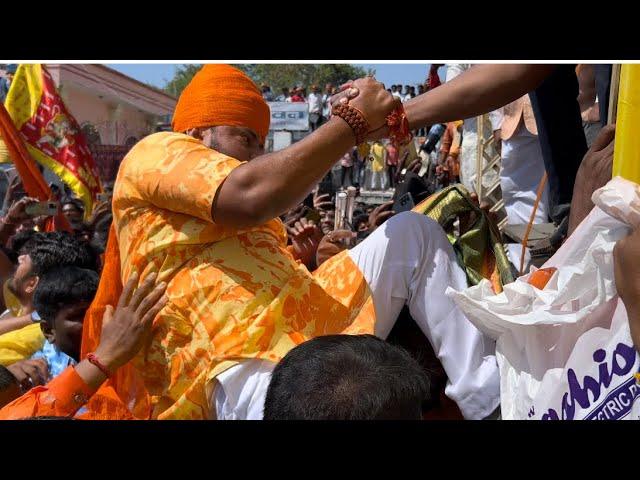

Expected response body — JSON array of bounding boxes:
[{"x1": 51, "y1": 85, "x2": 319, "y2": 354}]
[{"x1": 112, "y1": 132, "x2": 375, "y2": 419}]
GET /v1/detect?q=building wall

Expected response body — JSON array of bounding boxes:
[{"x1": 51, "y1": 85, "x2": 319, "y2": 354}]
[
  {"x1": 60, "y1": 85, "x2": 154, "y2": 145},
  {"x1": 2, "y1": 64, "x2": 177, "y2": 181}
]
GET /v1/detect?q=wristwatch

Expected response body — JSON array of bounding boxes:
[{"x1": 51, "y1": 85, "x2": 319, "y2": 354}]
[{"x1": 31, "y1": 311, "x2": 41, "y2": 323}]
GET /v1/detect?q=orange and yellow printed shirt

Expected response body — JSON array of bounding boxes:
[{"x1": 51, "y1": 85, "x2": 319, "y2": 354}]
[{"x1": 113, "y1": 132, "x2": 376, "y2": 419}]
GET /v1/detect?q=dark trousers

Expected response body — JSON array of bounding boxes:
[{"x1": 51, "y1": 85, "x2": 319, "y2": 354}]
[
  {"x1": 529, "y1": 65, "x2": 588, "y2": 224},
  {"x1": 340, "y1": 166, "x2": 353, "y2": 188},
  {"x1": 309, "y1": 113, "x2": 323, "y2": 132}
]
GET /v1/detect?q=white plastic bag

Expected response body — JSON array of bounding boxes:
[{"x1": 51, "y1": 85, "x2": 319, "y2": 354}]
[{"x1": 447, "y1": 177, "x2": 640, "y2": 420}]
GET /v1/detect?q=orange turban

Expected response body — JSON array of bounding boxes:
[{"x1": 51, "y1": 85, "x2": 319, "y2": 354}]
[{"x1": 172, "y1": 64, "x2": 270, "y2": 144}]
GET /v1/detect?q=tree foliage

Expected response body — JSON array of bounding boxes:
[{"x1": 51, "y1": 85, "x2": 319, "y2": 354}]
[{"x1": 163, "y1": 64, "x2": 374, "y2": 98}]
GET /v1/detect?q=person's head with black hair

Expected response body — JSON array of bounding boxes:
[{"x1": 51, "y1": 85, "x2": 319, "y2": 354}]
[
  {"x1": 74, "y1": 221, "x2": 93, "y2": 243},
  {"x1": 264, "y1": 334, "x2": 430, "y2": 420},
  {"x1": 0, "y1": 365, "x2": 20, "y2": 408},
  {"x1": 61, "y1": 199, "x2": 84, "y2": 227},
  {"x1": 7, "y1": 230, "x2": 44, "y2": 263},
  {"x1": 9, "y1": 231, "x2": 100, "y2": 308},
  {"x1": 34, "y1": 266, "x2": 99, "y2": 361},
  {"x1": 353, "y1": 213, "x2": 370, "y2": 233},
  {"x1": 30, "y1": 232, "x2": 100, "y2": 276}
]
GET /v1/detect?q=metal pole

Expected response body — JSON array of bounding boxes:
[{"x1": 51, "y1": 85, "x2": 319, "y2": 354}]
[{"x1": 476, "y1": 115, "x2": 484, "y2": 197}]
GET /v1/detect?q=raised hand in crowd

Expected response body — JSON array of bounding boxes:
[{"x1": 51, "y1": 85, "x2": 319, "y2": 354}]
[
  {"x1": 404, "y1": 157, "x2": 423, "y2": 177},
  {"x1": 283, "y1": 204, "x2": 306, "y2": 239},
  {"x1": 74, "y1": 272, "x2": 168, "y2": 391},
  {"x1": 313, "y1": 191, "x2": 334, "y2": 214},
  {"x1": 0, "y1": 196, "x2": 40, "y2": 246},
  {"x1": 89, "y1": 200, "x2": 112, "y2": 225},
  {"x1": 368, "y1": 201, "x2": 395, "y2": 232},
  {"x1": 3, "y1": 174, "x2": 25, "y2": 208},
  {"x1": 5, "y1": 196, "x2": 40, "y2": 225},
  {"x1": 316, "y1": 229, "x2": 356, "y2": 267},
  {"x1": 289, "y1": 217, "x2": 323, "y2": 270}
]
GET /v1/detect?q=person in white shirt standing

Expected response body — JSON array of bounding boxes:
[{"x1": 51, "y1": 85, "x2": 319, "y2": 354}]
[
  {"x1": 308, "y1": 85, "x2": 324, "y2": 131},
  {"x1": 321, "y1": 83, "x2": 334, "y2": 124},
  {"x1": 496, "y1": 95, "x2": 549, "y2": 271},
  {"x1": 391, "y1": 85, "x2": 404, "y2": 101},
  {"x1": 402, "y1": 85, "x2": 412, "y2": 103}
]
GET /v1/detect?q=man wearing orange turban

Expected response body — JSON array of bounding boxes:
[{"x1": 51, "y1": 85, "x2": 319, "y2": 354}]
[{"x1": 22, "y1": 65, "x2": 500, "y2": 420}]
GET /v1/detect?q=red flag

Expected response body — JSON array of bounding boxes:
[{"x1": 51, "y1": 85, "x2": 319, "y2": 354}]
[
  {"x1": 4, "y1": 64, "x2": 101, "y2": 217},
  {"x1": 0, "y1": 102, "x2": 71, "y2": 232}
]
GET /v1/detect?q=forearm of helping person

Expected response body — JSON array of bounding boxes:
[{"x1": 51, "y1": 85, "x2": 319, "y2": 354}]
[
  {"x1": 0, "y1": 314, "x2": 33, "y2": 335},
  {"x1": 212, "y1": 117, "x2": 355, "y2": 227},
  {"x1": 0, "y1": 365, "x2": 99, "y2": 419},
  {"x1": 403, "y1": 64, "x2": 556, "y2": 130}
]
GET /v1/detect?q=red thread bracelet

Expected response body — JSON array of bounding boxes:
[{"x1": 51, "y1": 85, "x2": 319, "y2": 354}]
[
  {"x1": 86, "y1": 352, "x2": 112, "y2": 378},
  {"x1": 386, "y1": 106, "x2": 413, "y2": 148}
]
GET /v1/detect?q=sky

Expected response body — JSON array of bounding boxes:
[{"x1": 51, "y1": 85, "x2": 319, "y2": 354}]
[{"x1": 106, "y1": 63, "x2": 445, "y2": 91}]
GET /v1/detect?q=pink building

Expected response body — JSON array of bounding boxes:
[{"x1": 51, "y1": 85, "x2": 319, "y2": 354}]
[{"x1": 44, "y1": 64, "x2": 176, "y2": 180}]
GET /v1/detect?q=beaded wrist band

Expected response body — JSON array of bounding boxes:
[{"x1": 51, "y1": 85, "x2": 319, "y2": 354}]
[{"x1": 331, "y1": 102, "x2": 370, "y2": 145}]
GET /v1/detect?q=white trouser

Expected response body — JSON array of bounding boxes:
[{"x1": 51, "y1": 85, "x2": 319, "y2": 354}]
[
  {"x1": 347, "y1": 212, "x2": 500, "y2": 419},
  {"x1": 214, "y1": 212, "x2": 500, "y2": 420},
  {"x1": 501, "y1": 124, "x2": 549, "y2": 271}
]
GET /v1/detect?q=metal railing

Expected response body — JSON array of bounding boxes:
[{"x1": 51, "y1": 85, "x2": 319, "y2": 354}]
[{"x1": 474, "y1": 114, "x2": 507, "y2": 230}]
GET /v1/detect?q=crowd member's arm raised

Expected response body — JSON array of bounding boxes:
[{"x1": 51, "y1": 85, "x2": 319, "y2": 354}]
[
  {"x1": 333, "y1": 65, "x2": 556, "y2": 140},
  {"x1": 213, "y1": 78, "x2": 397, "y2": 228},
  {"x1": 0, "y1": 196, "x2": 39, "y2": 246},
  {"x1": 0, "y1": 272, "x2": 167, "y2": 419}
]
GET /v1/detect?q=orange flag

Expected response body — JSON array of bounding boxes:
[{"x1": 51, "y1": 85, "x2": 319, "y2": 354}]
[
  {"x1": 4, "y1": 64, "x2": 101, "y2": 216},
  {"x1": 0, "y1": 101, "x2": 70, "y2": 232}
]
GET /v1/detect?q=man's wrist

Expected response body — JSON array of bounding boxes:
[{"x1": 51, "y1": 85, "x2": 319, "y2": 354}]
[
  {"x1": 74, "y1": 360, "x2": 108, "y2": 393},
  {"x1": 92, "y1": 348, "x2": 118, "y2": 373}
]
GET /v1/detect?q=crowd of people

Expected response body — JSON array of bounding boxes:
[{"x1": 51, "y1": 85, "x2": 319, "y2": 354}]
[{"x1": 0, "y1": 62, "x2": 635, "y2": 421}]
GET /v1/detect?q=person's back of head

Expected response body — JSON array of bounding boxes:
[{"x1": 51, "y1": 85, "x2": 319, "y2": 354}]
[
  {"x1": 30, "y1": 232, "x2": 100, "y2": 276},
  {"x1": 264, "y1": 334, "x2": 430, "y2": 420},
  {"x1": 7, "y1": 230, "x2": 44, "y2": 263}
]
